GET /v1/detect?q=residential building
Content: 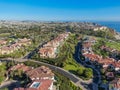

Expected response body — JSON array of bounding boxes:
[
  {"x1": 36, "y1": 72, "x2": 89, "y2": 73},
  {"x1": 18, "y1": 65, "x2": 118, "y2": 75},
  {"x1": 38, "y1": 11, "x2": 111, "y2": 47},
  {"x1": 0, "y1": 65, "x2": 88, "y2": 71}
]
[
  {"x1": 39, "y1": 32, "x2": 70, "y2": 58},
  {"x1": 8, "y1": 63, "x2": 33, "y2": 73},
  {"x1": 0, "y1": 38, "x2": 31, "y2": 55},
  {"x1": 26, "y1": 66, "x2": 54, "y2": 80},
  {"x1": 14, "y1": 79, "x2": 53, "y2": 90},
  {"x1": 105, "y1": 72, "x2": 114, "y2": 80},
  {"x1": 93, "y1": 26, "x2": 108, "y2": 31},
  {"x1": 109, "y1": 78, "x2": 120, "y2": 90},
  {"x1": 9, "y1": 64, "x2": 55, "y2": 90},
  {"x1": 0, "y1": 40, "x2": 7, "y2": 45}
]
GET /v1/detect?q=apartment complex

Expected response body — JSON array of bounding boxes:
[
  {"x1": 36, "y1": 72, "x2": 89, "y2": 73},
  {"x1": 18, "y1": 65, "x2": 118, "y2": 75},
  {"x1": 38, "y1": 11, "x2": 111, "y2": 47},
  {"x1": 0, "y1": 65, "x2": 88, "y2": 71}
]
[{"x1": 39, "y1": 32, "x2": 70, "y2": 58}]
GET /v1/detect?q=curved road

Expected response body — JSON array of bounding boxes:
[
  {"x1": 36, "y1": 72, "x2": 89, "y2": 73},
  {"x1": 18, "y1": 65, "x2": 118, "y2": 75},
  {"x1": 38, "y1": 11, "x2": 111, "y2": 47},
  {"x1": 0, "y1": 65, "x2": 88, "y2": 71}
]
[
  {"x1": 1, "y1": 58, "x2": 92, "y2": 90},
  {"x1": 74, "y1": 42, "x2": 101, "y2": 90},
  {"x1": 74, "y1": 42, "x2": 101, "y2": 84},
  {"x1": 0, "y1": 41, "x2": 94, "y2": 90}
]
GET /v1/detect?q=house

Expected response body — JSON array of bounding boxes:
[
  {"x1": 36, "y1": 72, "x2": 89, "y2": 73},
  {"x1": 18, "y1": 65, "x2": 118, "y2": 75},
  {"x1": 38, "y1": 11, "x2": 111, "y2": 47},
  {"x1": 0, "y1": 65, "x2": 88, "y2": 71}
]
[
  {"x1": 99, "y1": 60, "x2": 120, "y2": 71},
  {"x1": 14, "y1": 79, "x2": 53, "y2": 90},
  {"x1": 0, "y1": 40, "x2": 7, "y2": 45},
  {"x1": 0, "y1": 38, "x2": 31, "y2": 55},
  {"x1": 0, "y1": 46, "x2": 14, "y2": 54},
  {"x1": 83, "y1": 52, "x2": 120, "y2": 71},
  {"x1": 82, "y1": 37, "x2": 96, "y2": 54},
  {"x1": 43, "y1": 40, "x2": 59, "y2": 48},
  {"x1": 83, "y1": 53, "x2": 102, "y2": 63},
  {"x1": 82, "y1": 38, "x2": 120, "y2": 71},
  {"x1": 109, "y1": 78, "x2": 120, "y2": 90},
  {"x1": 26, "y1": 66, "x2": 54, "y2": 81},
  {"x1": 39, "y1": 32, "x2": 69, "y2": 58},
  {"x1": 113, "y1": 61, "x2": 120, "y2": 71},
  {"x1": 9, "y1": 65, "x2": 54, "y2": 81},
  {"x1": 100, "y1": 45, "x2": 120, "y2": 59},
  {"x1": 82, "y1": 42, "x2": 93, "y2": 54},
  {"x1": 83, "y1": 53, "x2": 117, "y2": 70},
  {"x1": 10, "y1": 43, "x2": 21, "y2": 51},
  {"x1": 9, "y1": 64, "x2": 55, "y2": 90},
  {"x1": 98, "y1": 58, "x2": 115, "y2": 69},
  {"x1": 18, "y1": 38, "x2": 31, "y2": 46},
  {"x1": 29, "y1": 79, "x2": 53, "y2": 90},
  {"x1": 39, "y1": 47, "x2": 56, "y2": 58},
  {"x1": 100, "y1": 46, "x2": 114, "y2": 52},
  {"x1": 8, "y1": 63, "x2": 33, "y2": 73},
  {"x1": 93, "y1": 26, "x2": 108, "y2": 31},
  {"x1": 105, "y1": 72, "x2": 114, "y2": 80}
]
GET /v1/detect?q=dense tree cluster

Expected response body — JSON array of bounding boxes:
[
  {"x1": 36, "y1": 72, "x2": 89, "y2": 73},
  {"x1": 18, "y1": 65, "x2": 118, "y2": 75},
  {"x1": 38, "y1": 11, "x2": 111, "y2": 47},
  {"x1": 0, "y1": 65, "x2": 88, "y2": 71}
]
[{"x1": 0, "y1": 63, "x2": 6, "y2": 84}]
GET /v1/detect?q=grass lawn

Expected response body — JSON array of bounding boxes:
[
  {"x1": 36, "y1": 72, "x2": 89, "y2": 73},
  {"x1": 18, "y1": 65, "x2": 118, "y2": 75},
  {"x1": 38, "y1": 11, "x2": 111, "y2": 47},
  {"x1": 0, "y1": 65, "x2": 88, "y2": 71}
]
[
  {"x1": 63, "y1": 64, "x2": 78, "y2": 71},
  {"x1": 0, "y1": 33, "x2": 10, "y2": 37},
  {"x1": 96, "y1": 37, "x2": 120, "y2": 51},
  {"x1": 106, "y1": 41, "x2": 120, "y2": 50}
]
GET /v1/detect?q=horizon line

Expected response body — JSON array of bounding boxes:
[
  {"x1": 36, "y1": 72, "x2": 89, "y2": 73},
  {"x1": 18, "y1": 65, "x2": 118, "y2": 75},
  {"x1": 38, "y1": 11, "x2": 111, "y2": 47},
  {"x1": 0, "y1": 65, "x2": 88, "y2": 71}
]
[{"x1": 0, "y1": 19, "x2": 120, "y2": 22}]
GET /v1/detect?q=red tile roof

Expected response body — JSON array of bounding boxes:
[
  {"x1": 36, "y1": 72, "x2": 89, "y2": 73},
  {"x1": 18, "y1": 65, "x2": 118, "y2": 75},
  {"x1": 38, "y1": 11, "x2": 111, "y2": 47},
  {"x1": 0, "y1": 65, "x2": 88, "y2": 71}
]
[
  {"x1": 110, "y1": 78, "x2": 120, "y2": 89},
  {"x1": 26, "y1": 66, "x2": 54, "y2": 80},
  {"x1": 84, "y1": 53, "x2": 101, "y2": 62},
  {"x1": 0, "y1": 40, "x2": 7, "y2": 45},
  {"x1": 32, "y1": 79, "x2": 53, "y2": 90},
  {"x1": 106, "y1": 72, "x2": 114, "y2": 78},
  {"x1": 9, "y1": 64, "x2": 33, "y2": 72},
  {"x1": 39, "y1": 32, "x2": 69, "y2": 58},
  {"x1": 83, "y1": 53, "x2": 120, "y2": 70},
  {"x1": 14, "y1": 79, "x2": 53, "y2": 90}
]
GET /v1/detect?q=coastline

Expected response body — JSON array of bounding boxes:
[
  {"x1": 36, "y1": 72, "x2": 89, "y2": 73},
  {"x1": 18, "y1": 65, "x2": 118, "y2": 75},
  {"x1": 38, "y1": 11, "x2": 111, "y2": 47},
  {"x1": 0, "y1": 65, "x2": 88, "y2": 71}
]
[{"x1": 95, "y1": 21, "x2": 120, "y2": 40}]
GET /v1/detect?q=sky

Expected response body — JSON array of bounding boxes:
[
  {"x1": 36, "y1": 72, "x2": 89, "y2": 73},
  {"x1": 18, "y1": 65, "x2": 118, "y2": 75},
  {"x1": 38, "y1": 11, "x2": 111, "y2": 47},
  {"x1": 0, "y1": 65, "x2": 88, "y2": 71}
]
[{"x1": 0, "y1": 0, "x2": 120, "y2": 21}]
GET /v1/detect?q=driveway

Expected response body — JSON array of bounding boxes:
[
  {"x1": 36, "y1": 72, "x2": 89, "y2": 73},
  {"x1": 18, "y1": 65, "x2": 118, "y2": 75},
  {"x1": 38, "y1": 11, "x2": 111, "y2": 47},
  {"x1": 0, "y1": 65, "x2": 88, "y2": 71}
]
[{"x1": 0, "y1": 80, "x2": 20, "y2": 90}]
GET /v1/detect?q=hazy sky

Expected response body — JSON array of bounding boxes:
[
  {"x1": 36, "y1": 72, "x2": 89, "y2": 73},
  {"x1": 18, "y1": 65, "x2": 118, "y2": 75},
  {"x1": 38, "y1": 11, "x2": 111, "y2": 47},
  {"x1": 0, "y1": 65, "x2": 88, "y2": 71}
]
[{"x1": 0, "y1": 0, "x2": 120, "y2": 21}]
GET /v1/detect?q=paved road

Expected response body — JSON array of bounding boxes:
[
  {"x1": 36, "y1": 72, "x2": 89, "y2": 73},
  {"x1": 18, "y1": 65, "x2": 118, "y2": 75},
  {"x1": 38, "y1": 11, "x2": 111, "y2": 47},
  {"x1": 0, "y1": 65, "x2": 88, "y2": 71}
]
[
  {"x1": 0, "y1": 80, "x2": 20, "y2": 90},
  {"x1": 23, "y1": 41, "x2": 47, "y2": 59},
  {"x1": 23, "y1": 39, "x2": 53, "y2": 59},
  {"x1": 1, "y1": 58, "x2": 92, "y2": 90},
  {"x1": 0, "y1": 40, "x2": 94, "y2": 90},
  {"x1": 73, "y1": 42, "x2": 101, "y2": 90}
]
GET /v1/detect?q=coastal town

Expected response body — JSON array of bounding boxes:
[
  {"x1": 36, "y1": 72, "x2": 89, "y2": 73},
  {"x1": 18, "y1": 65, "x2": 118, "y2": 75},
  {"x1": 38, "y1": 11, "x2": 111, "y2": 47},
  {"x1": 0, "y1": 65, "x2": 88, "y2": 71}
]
[
  {"x1": 0, "y1": 21, "x2": 120, "y2": 90},
  {"x1": 0, "y1": 0, "x2": 120, "y2": 90}
]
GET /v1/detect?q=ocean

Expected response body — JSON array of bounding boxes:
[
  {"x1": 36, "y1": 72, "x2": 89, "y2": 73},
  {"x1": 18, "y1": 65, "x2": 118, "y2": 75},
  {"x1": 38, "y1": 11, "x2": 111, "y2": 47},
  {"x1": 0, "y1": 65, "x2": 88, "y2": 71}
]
[{"x1": 95, "y1": 21, "x2": 120, "y2": 32}]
